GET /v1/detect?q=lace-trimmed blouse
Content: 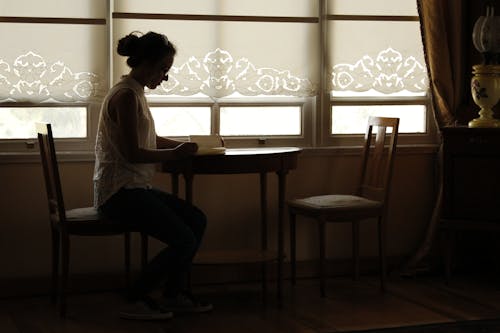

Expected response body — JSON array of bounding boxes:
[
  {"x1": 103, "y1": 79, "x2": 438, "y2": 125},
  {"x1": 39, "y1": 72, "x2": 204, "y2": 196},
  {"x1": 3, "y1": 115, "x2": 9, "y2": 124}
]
[{"x1": 93, "y1": 76, "x2": 157, "y2": 208}]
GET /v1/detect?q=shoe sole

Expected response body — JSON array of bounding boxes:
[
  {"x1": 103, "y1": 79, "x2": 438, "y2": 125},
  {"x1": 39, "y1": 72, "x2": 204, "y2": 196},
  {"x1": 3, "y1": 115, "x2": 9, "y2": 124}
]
[
  {"x1": 160, "y1": 304, "x2": 213, "y2": 314},
  {"x1": 119, "y1": 311, "x2": 173, "y2": 320}
]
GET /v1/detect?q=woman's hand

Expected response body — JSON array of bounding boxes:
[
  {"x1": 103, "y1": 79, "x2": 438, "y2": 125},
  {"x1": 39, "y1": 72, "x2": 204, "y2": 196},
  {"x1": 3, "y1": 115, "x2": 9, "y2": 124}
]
[{"x1": 174, "y1": 142, "x2": 198, "y2": 159}]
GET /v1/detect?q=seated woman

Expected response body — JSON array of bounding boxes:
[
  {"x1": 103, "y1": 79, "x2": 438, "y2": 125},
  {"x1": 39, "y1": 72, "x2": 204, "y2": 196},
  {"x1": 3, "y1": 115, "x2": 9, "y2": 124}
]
[{"x1": 93, "y1": 31, "x2": 212, "y2": 320}]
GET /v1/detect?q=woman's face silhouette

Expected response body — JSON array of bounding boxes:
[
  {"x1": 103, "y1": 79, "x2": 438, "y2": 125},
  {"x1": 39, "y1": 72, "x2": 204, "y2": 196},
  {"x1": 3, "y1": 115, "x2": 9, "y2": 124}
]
[{"x1": 143, "y1": 55, "x2": 174, "y2": 90}]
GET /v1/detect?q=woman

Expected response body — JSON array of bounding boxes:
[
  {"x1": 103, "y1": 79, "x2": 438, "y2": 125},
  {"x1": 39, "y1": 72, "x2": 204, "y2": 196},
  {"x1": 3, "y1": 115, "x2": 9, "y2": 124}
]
[{"x1": 93, "y1": 31, "x2": 211, "y2": 320}]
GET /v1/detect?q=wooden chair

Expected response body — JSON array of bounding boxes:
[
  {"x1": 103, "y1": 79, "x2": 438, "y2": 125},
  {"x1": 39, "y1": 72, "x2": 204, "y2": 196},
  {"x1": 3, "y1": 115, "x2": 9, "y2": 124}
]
[
  {"x1": 288, "y1": 116, "x2": 399, "y2": 296},
  {"x1": 36, "y1": 122, "x2": 148, "y2": 317}
]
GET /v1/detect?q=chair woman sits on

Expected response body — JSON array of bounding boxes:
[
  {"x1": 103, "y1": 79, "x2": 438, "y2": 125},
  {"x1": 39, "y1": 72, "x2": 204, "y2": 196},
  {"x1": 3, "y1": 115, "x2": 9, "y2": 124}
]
[{"x1": 36, "y1": 122, "x2": 148, "y2": 317}]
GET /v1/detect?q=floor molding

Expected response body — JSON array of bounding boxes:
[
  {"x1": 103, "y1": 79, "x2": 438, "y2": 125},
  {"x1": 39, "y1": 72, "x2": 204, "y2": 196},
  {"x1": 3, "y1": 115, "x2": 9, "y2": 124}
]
[{"x1": 0, "y1": 256, "x2": 404, "y2": 298}]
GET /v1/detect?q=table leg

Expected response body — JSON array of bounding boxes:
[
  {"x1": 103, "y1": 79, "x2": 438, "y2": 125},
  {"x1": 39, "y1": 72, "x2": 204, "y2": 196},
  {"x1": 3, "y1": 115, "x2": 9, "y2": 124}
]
[
  {"x1": 171, "y1": 173, "x2": 179, "y2": 197},
  {"x1": 277, "y1": 169, "x2": 288, "y2": 306},
  {"x1": 182, "y1": 171, "x2": 194, "y2": 290},
  {"x1": 260, "y1": 172, "x2": 268, "y2": 304},
  {"x1": 184, "y1": 173, "x2": 194, "y2": 204}
]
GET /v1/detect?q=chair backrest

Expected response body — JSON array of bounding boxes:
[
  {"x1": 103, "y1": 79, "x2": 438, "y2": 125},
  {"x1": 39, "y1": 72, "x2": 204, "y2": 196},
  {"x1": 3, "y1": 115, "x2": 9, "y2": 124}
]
[
  {"x1": 357, "y1": 116, "x2": 399, "y2": 204},
  {"x1": 36, "y1": 122, "x2": 67, "y2": 225}
]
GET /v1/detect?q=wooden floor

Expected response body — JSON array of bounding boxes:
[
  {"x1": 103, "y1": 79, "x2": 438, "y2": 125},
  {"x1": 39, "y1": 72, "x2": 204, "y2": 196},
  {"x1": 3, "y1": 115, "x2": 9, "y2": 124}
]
[{"x1": 2, "y1": 274, "x2": 500, "y2": 333}]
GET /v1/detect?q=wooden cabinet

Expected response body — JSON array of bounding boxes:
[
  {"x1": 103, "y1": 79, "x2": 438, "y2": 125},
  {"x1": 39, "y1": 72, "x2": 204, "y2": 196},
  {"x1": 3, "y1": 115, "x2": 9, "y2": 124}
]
[
  {"x1": 442, "y1": 127, "x2": 500, "y2": 221},
  {"x1": 441, "y1": 127, "x2": 500, "y2": 281}
]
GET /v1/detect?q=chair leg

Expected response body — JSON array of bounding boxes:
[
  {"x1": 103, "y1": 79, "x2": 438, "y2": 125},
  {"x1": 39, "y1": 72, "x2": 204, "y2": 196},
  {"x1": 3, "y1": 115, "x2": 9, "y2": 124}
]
[
  {"x1": 318, "y1": 218, "x2": 326, "y2": 297},
  {"x1": 140, "y1": 233, "x2": 148, "y2": 272},
  {"x1": 51, "y1": 229, "x2": 60, "y2": 304},
  {"x1": 352, "y1": 220, "x2": 360, "y2": 281},
  {"x1": 443, "y1": 229, "x2": 455, "y2": 285},
  {"x1": 124, "y1": 232, "x2": 131, "y2": 288},
  {"x1": 290, "y1": 210, "x2": 297, "y2": 286},
  {"x1": 378, "y1": 216, "x2": 387, "y2": 292},
  {"x1": 261, "y1": 262, "x2": 267, "y2": 305},
  {"x1": 60, "y1": 233, "x2": 70, "y2": 317}
]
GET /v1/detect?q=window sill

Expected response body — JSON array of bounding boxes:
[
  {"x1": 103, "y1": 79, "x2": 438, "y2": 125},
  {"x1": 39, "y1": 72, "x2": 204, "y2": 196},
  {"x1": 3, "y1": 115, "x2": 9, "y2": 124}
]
[
  {"x1": 300, "y1": 144, "x2": 439, "y2": 156},
  {"x1": 0, "y1": 144, "x2": 440, "y2": 165},
  {"x1": 0, "y1": 151, "x2": 95, "y2": 164}
]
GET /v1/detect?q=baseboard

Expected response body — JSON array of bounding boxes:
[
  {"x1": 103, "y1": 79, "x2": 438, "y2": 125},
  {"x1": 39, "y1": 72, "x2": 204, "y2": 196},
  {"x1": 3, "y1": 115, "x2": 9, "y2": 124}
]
[{"x1": 0, "y1": 256, "x2": 405, "y2": 299}]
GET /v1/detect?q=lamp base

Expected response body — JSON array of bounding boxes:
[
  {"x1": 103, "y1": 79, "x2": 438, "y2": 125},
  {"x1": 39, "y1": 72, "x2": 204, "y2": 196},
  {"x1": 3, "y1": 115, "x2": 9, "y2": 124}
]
[
  {"x1": 468, "y1": 117, "x2": 500, "y2": 128},
  {"x1": 470, "y1": 64, "x2": 500, "y2": 128}
]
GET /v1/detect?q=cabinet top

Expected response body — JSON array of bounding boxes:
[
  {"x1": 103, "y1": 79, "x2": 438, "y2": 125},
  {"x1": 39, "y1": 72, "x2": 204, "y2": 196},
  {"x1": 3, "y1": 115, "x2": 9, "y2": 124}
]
[{"x1": 442, "y1": 126, "x2": 500, "y2": 133}]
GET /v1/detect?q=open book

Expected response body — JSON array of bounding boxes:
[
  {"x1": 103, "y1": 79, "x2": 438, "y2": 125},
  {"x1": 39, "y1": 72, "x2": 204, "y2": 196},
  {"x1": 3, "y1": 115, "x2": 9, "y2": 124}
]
[{"x1": 188, "y1": 135, "x2": 226, "y2": 155}]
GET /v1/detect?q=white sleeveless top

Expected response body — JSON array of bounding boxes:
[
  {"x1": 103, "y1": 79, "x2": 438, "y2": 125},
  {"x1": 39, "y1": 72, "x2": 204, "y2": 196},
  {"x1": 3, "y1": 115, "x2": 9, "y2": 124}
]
[{"x1": 93, "y1": 76, "x2": 157, "y2": 208}]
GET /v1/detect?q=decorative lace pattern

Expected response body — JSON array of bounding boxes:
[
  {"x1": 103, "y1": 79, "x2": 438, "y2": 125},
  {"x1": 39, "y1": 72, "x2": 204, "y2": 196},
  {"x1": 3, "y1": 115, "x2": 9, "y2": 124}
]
[
  {"x1": 147, "y1": 48, "x2": 316, "y2": 98},
  {"x1": 0, "y1": 51, "x2": 102, "y2": 103},
  {"x1": 330, "y1": 47, "x2": 428, "y2": 94}
]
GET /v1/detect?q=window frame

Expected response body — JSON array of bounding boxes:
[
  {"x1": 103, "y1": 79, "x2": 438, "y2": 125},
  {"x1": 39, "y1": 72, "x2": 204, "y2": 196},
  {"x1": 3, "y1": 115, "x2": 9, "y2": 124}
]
[
  {"x1": 320, "y1": 9, "x2": 436, "y2": 146},
  {"x1": 149, "y1": 95, "x2": 315, "y2": 147},
  {"x1": 0, "y1": 102, "x2": 99, "y2": 153},
  {"x1": 324, "y1": 97, "x2": 437, "y2": 146},
  {"x1": 0, "y1": 5, "x2": 109, "y2": 154}
]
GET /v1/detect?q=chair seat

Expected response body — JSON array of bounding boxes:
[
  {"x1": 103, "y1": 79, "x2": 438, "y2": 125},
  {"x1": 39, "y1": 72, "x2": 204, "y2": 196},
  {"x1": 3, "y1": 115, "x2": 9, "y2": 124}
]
[
  {"x1": 62, "y1": 207, "x2": 136, "y2": 235},
  {"x1": 66, "y1": 207, "x2": 101, "y2": 221},
  {"x1": 288, "y1": 194, "x2": 383, "y2": 219}
]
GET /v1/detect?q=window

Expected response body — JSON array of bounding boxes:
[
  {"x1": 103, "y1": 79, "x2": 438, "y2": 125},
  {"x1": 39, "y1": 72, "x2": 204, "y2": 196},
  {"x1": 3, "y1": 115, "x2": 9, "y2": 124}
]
[
  {"x1": 0, "y1": 0, "x2": 433, "y2": 154},
  {"x1": 0, "y1": 106, "x2": 87, "y2": 139},
  {"x1": 325, "y1": 0, "x2": 433, "y2": 145},
  {"x1": 220, "y1": 105, "x2": 302, "y2": 136},
  {"x1": 0, "y1": 0, "x2": 106, "y2": 151},
  {"x1": 150, "y1": 106, "x2": 211, "y2": 137},
  {"x1": 113, "y1": 0, "x2": 318, "y2": 146}
]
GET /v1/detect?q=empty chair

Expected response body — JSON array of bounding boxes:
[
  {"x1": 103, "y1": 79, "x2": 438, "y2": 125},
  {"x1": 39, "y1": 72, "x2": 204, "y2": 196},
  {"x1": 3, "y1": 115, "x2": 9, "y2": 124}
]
[
  {"x1": 36, "y1": 122, "x2": 148, "y2": 317},
  {"x1": 288, "y1": 116, "x2": 399, "y2": 296}
]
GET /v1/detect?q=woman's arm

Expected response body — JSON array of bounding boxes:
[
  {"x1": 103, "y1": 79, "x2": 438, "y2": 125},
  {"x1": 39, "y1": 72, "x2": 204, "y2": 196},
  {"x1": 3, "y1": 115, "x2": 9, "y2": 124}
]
[
  {"x1": 156, "y1": 135, "x2": 184, "y2": 149},
  {"x1": 111, "y1": 89, "x2": 197, "y2": 163}
]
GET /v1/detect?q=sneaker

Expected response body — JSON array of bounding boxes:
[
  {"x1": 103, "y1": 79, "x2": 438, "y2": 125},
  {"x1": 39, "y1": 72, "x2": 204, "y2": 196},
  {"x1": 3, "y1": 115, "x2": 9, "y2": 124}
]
[
  {"x1": 159, "y1": 292, "x2": 213, "y2": 313},
  {"x1": 119, "y1": 297, "x2": 173, "y2": 320}
]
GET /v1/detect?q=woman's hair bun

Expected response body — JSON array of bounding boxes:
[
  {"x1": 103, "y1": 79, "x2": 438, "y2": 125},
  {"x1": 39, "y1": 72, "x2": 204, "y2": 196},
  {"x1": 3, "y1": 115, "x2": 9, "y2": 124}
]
[
  {"x1": 117, "y1": 31, "x2": 176, "y2": 68},
  {"x1": 117, "y1": 33, "x2": 141, "y2": 57}
]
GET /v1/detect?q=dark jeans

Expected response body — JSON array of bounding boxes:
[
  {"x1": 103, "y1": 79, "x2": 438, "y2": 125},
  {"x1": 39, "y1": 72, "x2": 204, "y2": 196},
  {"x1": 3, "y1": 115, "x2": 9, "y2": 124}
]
[{"x1": 98, "y1": 187, "x2": 207, "y2": 300}]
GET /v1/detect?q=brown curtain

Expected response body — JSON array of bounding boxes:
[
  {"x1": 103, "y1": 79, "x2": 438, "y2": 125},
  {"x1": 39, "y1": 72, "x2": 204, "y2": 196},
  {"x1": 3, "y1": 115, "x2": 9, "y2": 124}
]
[
  {"x1": 401, "y1": 0, "x2": 468, "y2": 275},
  {"x1": 419, "y1": 0, "x2": 467, "y2": 127}
]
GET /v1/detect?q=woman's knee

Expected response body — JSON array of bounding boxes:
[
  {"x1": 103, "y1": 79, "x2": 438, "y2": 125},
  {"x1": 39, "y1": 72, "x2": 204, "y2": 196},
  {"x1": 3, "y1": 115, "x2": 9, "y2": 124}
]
[
  {"x1": 192, "y1": 207, "x2": 207, "y2": 231},
  {"x1": 187, "y1": 209, "x2": 207, "y2": 245},
  {"x1": 171, "y1": 230, "x2": 198, "y2": 256}
]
